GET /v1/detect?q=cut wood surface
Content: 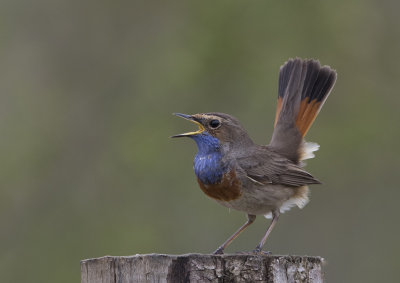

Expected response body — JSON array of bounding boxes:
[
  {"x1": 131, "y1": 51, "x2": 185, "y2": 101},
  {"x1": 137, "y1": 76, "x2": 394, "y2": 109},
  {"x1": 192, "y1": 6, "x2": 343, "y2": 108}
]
[{"x1": 81, "y1": 253, "x2": 324, "y2": 283}]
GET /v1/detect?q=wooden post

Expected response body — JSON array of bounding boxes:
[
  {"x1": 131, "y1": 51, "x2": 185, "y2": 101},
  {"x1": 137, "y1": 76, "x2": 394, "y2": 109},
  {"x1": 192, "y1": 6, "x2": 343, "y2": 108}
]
[{"x1": 81, "y1": 253, "x2": 324, "y2": 283}]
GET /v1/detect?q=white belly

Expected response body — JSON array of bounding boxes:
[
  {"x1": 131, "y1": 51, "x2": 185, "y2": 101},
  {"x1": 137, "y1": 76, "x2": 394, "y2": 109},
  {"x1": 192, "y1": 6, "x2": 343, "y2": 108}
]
[{"x1": 215, "y1": 184, "x2": 310, "y2": 218}]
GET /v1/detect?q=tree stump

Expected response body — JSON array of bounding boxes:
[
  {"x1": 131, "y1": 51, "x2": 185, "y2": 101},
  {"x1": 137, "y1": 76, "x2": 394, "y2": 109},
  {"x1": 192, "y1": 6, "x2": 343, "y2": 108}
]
[{"x1": 81, "y1": 253, "x2": 324, "y2": 283}]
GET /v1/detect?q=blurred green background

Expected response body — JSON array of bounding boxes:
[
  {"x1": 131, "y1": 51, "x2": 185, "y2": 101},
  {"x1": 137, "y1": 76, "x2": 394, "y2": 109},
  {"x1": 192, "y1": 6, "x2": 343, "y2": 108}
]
[{"x1": 1, "y1": 0, "x2": 399, "y2": 282}]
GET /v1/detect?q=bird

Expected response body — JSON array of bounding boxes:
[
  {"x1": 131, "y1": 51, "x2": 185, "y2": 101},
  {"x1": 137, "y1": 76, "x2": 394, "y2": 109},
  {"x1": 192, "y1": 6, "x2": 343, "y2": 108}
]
[{"x1": 171, "y1": 58, "x2": 337, "y2": 254}]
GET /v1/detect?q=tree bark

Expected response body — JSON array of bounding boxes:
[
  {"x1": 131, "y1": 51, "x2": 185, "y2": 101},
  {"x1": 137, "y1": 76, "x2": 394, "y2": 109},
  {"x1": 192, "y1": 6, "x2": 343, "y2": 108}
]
[{"x1": 81, "y1": 253, "x2": 324, "y2": 283}]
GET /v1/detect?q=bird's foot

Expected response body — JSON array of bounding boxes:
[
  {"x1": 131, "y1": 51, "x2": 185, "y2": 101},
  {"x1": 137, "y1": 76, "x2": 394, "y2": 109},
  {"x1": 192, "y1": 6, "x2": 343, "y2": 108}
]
[
  {"x1": 252, "y1": 247, "x2": 271, "y2": 255},
  {"x1": 213, "y1": 247, "x2": 224, "y2": 255}
]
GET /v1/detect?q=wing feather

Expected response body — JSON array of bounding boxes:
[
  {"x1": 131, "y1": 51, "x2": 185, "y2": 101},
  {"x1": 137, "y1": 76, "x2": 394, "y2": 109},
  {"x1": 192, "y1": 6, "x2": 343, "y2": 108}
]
[{"x1": 237, "y1": 147, "x2": 320, "y2": 187}]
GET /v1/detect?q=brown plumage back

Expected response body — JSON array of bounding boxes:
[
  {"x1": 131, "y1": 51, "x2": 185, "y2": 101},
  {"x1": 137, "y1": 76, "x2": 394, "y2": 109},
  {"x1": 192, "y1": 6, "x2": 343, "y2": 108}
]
[{"x1": 269, "y1": 58, "x2": 337, "y2": 162}]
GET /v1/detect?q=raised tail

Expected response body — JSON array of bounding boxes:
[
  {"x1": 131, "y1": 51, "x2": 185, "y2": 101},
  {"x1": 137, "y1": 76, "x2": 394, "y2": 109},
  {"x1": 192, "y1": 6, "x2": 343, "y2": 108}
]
[{"x1": 269, "y1": 58, "x2": 337, "y2": 163}]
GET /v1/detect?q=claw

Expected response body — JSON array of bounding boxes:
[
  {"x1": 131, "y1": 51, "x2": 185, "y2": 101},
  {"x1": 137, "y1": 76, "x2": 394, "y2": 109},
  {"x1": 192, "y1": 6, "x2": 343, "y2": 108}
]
[
  {"x1": 213, "y1": 247, "x2": 224, "y2": 255},
  {"x1": 252, "y1": 248, "x2": 271, "y2": 255}
]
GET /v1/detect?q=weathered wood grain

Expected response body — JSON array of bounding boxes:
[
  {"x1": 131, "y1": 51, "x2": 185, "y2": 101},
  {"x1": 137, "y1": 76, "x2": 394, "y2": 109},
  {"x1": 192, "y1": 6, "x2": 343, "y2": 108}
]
[{"x1": 81, "y1": 253, "x2": 324, "y2": 283}]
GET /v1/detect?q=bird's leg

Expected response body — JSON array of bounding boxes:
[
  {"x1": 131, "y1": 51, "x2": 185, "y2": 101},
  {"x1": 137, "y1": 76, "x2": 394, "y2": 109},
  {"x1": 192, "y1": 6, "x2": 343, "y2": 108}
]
[
  {"x1": 213, "y1": 214, "x2": 256, "y2": 254},
  {"x1": 253, "y1": 210, "x2": 280, "y2": 253}
]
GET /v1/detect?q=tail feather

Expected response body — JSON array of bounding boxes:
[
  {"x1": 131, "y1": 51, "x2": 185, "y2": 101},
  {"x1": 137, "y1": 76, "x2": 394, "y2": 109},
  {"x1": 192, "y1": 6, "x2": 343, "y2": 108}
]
[
  {"x1": 275, "y1": 58, "x2": 337, "y2": 137},
  {"x1": 270, "y1": 58, "x2": 337, "y2": 162},
  {"x1": 296, "y1": 63, "x2": 337, "y2": 136}
]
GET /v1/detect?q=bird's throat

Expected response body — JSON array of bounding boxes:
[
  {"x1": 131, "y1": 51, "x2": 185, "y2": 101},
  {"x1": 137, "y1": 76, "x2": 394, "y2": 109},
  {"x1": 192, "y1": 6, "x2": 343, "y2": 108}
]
[{"x1": 191, "y1": 133, "x2": 227, "y2": 185}]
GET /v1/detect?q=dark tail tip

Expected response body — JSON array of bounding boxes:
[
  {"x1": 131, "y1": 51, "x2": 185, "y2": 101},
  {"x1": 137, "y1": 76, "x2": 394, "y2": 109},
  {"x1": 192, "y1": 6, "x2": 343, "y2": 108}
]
[{"x1": 279, "y1": 58, "x2": 337, "y2": 101}]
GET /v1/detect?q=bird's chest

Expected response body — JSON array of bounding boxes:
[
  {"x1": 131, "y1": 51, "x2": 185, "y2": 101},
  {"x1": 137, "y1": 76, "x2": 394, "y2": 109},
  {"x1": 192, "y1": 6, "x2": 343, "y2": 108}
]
[
  {"x1": 194, "y1": 153, "x2": 242, "y2": 201},
  {"x1": 194, "y1": 152, "x2": 225, "y2": 185}
]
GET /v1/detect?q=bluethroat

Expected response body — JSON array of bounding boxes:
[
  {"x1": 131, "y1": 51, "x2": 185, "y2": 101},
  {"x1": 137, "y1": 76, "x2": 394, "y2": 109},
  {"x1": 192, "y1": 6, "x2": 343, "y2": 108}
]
[{"x1": 172, "y1": 58, "x2": 337, "y2": 254}]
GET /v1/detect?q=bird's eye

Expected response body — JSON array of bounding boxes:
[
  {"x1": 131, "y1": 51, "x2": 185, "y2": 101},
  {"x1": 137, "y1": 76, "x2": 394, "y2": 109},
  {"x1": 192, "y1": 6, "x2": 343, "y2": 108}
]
[{"x1": 209, "y1": 119, "x2": 220, "y2": 128}]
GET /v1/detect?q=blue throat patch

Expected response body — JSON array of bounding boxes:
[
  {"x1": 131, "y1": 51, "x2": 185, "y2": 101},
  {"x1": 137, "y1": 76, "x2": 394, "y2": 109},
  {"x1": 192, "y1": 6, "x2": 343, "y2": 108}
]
[{"x1": 190, "y1": 133, "x2": 227, "y2": 185}]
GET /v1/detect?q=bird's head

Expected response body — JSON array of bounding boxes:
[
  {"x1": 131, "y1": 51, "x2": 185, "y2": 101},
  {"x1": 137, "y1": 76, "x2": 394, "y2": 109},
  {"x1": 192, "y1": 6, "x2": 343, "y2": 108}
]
[{"x1": 171, "y1": 112, "x2": 253, "y2": 153}]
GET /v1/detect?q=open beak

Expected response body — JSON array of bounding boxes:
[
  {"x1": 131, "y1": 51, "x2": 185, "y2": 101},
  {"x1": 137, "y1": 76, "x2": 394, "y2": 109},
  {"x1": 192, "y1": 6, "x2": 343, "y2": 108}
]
[{"x1": 171, "y1": 113, "x2": 205, "y2": 138}]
